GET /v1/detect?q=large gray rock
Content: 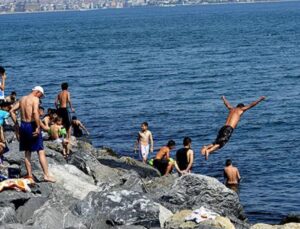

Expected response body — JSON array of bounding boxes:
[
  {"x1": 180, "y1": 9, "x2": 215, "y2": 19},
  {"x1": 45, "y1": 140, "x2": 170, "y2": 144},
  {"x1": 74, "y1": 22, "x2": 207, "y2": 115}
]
[
  {"x1": 147, "y1": 174, "x2": 245, "y2": 221},
  {"x1": 72, "y1": 189, "x2": 166, "y2": 228},
  {"x1": 0, "y1": 206, "x2": 17, "y2": 224},
  {"x1": 281, "y1": 213, "x2": 300, "y2": 224}
]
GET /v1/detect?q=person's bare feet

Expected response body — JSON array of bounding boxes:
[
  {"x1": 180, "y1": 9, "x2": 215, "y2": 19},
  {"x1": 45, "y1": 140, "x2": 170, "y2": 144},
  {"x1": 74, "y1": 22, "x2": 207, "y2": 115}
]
[
  {"x1": 44, "y1": 176, "x2": 56, "y2": 183},
  {"x1": 201, "y1": 146, "x2": 207, "y2": 155}
]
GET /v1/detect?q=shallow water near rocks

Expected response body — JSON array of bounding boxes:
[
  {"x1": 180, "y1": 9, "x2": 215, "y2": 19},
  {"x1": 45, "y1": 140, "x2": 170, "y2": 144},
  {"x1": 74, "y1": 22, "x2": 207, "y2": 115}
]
[{"x1": 0, "y1": 1, "x2": 300, "y2": 224}]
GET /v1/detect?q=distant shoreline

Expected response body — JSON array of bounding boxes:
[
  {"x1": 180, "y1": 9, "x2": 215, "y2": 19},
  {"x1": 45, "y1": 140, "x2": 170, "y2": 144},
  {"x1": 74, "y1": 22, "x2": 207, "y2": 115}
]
[{"x1": 0, "y1": 0, "x2": 291, "y2": 16}]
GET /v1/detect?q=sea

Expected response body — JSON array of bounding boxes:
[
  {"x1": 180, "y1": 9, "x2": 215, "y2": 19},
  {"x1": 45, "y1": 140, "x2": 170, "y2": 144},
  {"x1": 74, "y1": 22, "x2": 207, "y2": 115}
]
[{"x1": 0, "y1": 1, "x2": 299, "y2": 224}]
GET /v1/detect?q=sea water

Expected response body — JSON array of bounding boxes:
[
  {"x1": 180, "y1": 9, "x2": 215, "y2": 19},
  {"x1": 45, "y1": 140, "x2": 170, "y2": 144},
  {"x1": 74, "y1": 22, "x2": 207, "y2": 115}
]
[{"x1": 0, "y1": 2, "x2": 299, "y2": 223}]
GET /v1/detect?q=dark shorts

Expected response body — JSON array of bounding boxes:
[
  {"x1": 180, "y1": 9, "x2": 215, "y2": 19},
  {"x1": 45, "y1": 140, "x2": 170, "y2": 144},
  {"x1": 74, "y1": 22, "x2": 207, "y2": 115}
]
[
  {"x1": 153, "y1": 158, "x2": 170, "y2": 176},
  {"x1": 19, "y1": 121, "x2": 44, "y2": 152},
  {"x1": 213, "y1": 125, "x2": 234, "y2": 149},
  {"x1": 57, "y1": 108, "x2": 71, "y2": 130}
]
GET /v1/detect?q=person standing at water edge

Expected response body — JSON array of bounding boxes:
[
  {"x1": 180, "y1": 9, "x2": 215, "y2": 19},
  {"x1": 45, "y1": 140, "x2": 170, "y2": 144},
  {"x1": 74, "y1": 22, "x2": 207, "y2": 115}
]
[
  {"x1": 174, "y1": 137, "x2": 194, "y2": 175},
  {"x1": 201, "y1": 96, "x2": 266, "y2": 160},
  {"x1": 10, "y1": 86, "x2": 55, "y2": 182},
  {"x1": 224, "y1": 159, "x2": 241, "y2": 193},
  {"x1": 0, "y1": 66, "x2": 7, "y2": 102},
  {"x1": 55, "y1": 82, "x2": 74, "y2": 140},
  {"x1": 135, "y1": 122, "x2": 154, "y2": 163}
]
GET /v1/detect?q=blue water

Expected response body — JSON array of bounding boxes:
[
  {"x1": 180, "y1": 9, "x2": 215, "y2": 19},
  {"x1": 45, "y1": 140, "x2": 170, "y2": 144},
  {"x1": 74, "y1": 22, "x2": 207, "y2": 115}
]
[{"x1": 0, "y1": 2, "x2": 299, "y2": 224}]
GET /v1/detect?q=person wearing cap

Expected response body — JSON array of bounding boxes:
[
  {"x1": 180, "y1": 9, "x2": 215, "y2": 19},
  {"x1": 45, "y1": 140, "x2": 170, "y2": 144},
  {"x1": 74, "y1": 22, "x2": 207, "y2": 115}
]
[
  {"x1": 10, "y1": 86, "x2": 56, "y2": 183},
  {"x1": 0, "y1": 66, "x2": 7, "y2": 103}
]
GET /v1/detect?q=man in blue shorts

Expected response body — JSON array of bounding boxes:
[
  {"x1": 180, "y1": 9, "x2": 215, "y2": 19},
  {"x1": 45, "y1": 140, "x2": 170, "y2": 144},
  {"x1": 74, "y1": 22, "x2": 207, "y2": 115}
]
[{"x1": 10, "y1": 86, "x2": 55, "y2": 182}]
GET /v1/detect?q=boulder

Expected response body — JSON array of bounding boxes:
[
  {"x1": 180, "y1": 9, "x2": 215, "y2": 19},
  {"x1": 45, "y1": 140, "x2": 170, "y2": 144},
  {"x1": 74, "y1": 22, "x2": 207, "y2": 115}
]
[
  {"x1": 0, "y1": 206, "x2": 17, "y2": 224},
  {"x1": 49, "y1": 164, "x2": 98, "y2": 200},
  {"x1": 281, "y1": 213, "x2": 300, "y2": 224},
  {"x1": 148, "y1": 174, "x2": 245, "y2": 221},
  {"x1": 201, "y1": 216, "x2": 235, "y2": 229},
  {"x1": 72, "y1": 189, "x2": 166, "y2": 228}
]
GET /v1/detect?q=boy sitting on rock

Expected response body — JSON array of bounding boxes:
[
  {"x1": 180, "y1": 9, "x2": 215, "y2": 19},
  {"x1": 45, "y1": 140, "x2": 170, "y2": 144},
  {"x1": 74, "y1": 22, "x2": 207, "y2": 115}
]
[{"x1": 49, "y1": 117, "x2": 69, "y2": 158}]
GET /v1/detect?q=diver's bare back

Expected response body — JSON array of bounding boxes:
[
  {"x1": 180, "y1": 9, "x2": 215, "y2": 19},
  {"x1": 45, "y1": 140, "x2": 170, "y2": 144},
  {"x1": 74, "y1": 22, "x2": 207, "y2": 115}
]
[
  {"x1": 57, "y1": 91, "x2": 69, "y2": 108},
  {"x1": 225, "y1": 108, "x2": 244, "y2": 129},
  {"x1": 19, "y1": 95, "x2": 38, "y2": 122}
]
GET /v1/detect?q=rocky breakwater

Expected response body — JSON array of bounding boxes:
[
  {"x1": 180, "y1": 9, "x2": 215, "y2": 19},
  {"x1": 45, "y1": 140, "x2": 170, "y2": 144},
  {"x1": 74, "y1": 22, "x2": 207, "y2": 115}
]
[{"x1": 0, "y1": 128, "x2": 289, "y2": 229}]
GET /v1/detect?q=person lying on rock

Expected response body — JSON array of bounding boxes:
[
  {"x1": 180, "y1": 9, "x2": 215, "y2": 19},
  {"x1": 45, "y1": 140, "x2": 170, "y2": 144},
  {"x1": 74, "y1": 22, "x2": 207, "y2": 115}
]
[
  {"x1": 49, "y1": 116, "x2": 69, "y2": 158},
  {"x1": 201, "y1": 96, "x2": 266, "y2": 160},
  {"x1": 224, "y1": 159, "x2": 241, "y2": 193},
  {"x1": 153, "y1": 140, "x2": 176, "y2": 176},
  {"x1": 10, "y1": 86, "x2": 56, "y2": 183},
  {"x1": 174, "y1": 137, "x2": 194, "y2": 176}
]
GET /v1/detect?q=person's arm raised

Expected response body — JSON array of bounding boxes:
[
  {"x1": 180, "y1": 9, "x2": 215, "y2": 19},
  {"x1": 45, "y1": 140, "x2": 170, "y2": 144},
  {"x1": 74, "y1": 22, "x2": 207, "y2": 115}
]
[
  {"x1": 242, "y1": 96, "x2": 266, "y2": 112},
  {"x1": 222, "y1": 96, "x2": 233, "y2": 110}
]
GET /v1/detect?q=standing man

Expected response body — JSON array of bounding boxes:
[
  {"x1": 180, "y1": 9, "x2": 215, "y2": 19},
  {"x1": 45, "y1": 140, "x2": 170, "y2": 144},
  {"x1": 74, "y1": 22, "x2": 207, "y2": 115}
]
[
  {"x1": 174, "y1": 137, "x2": 194, "y2": 176},
  {"x1": 134, "y1": 122, "x2": 154, "y2": 163},
  {"x1": 0, "y1": 66, "x2": 7, "y2": 103},
  {"x1": 10, "y1": 86, "x2": 55, "y2": 182},
  {"x1": 201, "y1": 96, "x2": 266, "y2": 160},
  {"x1": 224, "y1": 159, "x2": 241, "y2": 193},
  {"x1": 55, "y1": 82, "x2": 74, "y2": 140}
]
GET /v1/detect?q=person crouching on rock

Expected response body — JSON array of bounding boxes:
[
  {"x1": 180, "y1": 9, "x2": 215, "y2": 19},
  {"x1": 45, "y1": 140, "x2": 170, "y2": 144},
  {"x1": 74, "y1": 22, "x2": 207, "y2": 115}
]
[
  {"x1": 174, "y1": 137, "x2": 194, "y2": 176},
  {"x1": 10, "y1": 86, "x2": 56, "y2": 183},
  {"x1": 49, "y1": 117, "x2": 69, "y2": 159},
  {"x1": 153, "y1": 140, "x2": 176, "y2": 176}
]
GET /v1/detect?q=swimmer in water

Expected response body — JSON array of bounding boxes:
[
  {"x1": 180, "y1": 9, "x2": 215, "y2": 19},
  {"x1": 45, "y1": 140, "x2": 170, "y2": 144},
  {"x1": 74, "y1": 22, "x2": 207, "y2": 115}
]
[
  {"x1": 201, "y1": 96, "x2": 266, "y2": 160},
  {"x1": 224, "y1": 159, "x2": 241, "y2": 193},
  {"x1": 134, "y1": 122, "x2": 154, "y2": 163}
]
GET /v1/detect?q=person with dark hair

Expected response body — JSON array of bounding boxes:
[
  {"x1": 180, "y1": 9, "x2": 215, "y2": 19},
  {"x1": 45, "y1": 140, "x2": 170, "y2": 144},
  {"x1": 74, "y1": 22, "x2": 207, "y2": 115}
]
[
  {"x1": 43, "y1": 108, "x2": 57, "y2": 130},
  {"x1": 5, "y1": 91, "x2": 17, "y2": 104},
  {"x1": 10, "y1": 86, "x2": 55, "y2": 182},
  {"x1": 49, "y1": 117, "x2": 69, "y2": 158},
  {"x1": 224, "y1": 159, "x2": 241, "y2": 192},
  {"x1": 174, "y1": 137, "x2": 194, "y2": 175},
  {"x1": 71, "y1": 116, "x2": 89, "y2": 138},
  {"x1": 0, "y1": 102, "x2": 12, "y2": 162},
  {"x1": 153, "y1": 140, "x2": 176, "y2": 176},
  {"x1": 55, "y1": 82, "x2": 74, "y2": 141},
  {"x1": 134, "y1": 122, "x2": 154, "y2": 163},
  {"x1": 0, "y1": 66, "x2": 7, "y2": 102},
  {"x1": 201, "y1": 96, "x2": 266, "y2": 160}
]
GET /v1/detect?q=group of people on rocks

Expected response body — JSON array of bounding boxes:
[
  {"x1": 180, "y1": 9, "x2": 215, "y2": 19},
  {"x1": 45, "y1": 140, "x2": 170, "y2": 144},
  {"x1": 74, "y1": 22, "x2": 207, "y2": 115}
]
[
  {"x1": 0, "y1": 66, "x2": 89, "y2": 183},
  {"x1": 135, "y1": 95, "x2": 265, "y2": 191}
]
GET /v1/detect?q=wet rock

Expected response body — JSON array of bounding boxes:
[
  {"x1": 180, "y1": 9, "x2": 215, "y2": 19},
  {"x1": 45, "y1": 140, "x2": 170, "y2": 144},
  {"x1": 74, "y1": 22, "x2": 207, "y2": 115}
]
[{"x1": 281, "y1": 213, "x2": 300, "y2": 224}]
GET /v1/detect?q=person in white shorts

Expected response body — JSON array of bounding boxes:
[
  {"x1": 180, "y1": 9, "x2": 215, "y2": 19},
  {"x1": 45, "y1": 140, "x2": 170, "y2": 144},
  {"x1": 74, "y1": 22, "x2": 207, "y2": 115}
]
[{"x1": 134, "y1": 122, "x2": 154, "y2": 163}]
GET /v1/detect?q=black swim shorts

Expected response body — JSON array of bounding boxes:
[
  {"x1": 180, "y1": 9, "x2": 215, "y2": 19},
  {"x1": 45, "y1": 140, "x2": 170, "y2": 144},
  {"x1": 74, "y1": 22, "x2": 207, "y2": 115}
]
[
  {"x1": 57, "y1": 108, "x2": 71, "y2": 130},
  {"x1": 153, "y1": 158, "x2": 169, "y2": 176},
  {"x1": 213, "y1": 125, "x2": 234, "y2": 149}
]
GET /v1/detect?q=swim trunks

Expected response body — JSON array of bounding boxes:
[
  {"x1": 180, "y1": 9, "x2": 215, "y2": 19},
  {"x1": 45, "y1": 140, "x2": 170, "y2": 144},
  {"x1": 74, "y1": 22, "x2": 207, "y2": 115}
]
[
  {"x1": 57, "y1": 108, "x2": 71, "y2": 130},
  {"x1": 213, "y1": 125, "x2": 234, "y2": 149},
  {"x1": 19, "y1": 121, "x2": 43, "y2": 152},
  {"x1": 153, "y1": 158, "x2": 170, "y2": 176},
  {"x1": 139, "y1": 144, "x2": 150, "y2": 160}
]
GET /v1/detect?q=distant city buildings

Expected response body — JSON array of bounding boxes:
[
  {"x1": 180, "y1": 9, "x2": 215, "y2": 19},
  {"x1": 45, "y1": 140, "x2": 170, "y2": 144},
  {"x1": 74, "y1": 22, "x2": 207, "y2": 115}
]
[{"x1": 0, "y1": 0, "x2": 273, "y2": 13}]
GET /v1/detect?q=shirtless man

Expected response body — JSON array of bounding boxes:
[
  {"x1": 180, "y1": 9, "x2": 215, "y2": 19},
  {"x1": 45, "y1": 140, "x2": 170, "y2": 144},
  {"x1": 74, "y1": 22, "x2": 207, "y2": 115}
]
[
  {"x1": 153, "y1": 140, "x2": 175, "y2": 176},
  {"x1": 134, "y1": 122, "x2": 154, "y2": 163},
  {"x1": 201, "y1": 96, "x2": 266, "y2": 160},
  {"x1": 49, "y1": 117, "x2": 69, "y2": 158},
  {"x1": 55, "y1": 82, "x2": 74, "y2": 140},
  {"x1": 10, "y1": 86, "x2": 55, "y2": 182},
  {"x1": 224, "y1": 159, "x2": 241, "y2": 192}
]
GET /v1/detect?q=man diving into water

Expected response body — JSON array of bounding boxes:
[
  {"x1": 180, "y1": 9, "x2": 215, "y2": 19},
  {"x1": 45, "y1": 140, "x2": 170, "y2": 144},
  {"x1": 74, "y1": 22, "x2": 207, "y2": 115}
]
[{"x1": 201, "y1": 96, "x2": 266, "y2": 160}]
